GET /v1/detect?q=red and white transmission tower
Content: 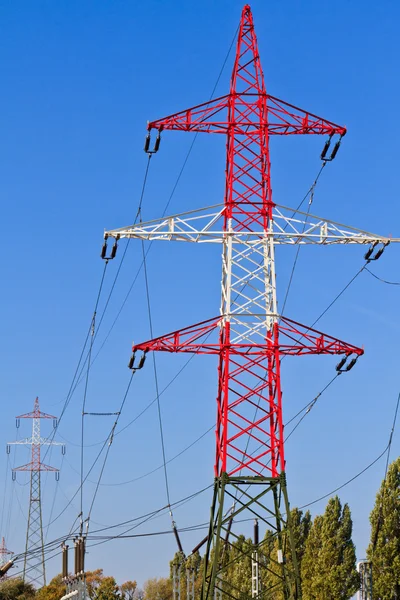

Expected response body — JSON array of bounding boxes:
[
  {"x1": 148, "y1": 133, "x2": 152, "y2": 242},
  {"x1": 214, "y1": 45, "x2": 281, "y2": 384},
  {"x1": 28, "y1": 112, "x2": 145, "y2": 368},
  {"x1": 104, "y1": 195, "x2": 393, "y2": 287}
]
[
  {"x1": 8, "y1": 397, "x2": 65, "y2": 588},
  {"x1": 0, "y1": 538, "x2": 13, "y2": 579},
  {"x1": 104, "y1": 5, "x2": 395, "y2": 599}
]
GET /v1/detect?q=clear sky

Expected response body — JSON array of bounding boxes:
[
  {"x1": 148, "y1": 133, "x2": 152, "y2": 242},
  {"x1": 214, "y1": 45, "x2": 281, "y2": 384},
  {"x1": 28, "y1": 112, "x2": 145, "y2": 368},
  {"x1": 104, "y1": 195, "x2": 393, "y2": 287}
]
[{"x1": 1, "y1": 0, "x2": 400, "y2": 589}]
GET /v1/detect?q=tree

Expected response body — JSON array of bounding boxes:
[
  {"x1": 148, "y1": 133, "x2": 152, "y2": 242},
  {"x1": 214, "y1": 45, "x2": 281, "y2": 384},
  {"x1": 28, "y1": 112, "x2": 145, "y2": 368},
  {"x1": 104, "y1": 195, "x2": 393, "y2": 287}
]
[
  {"x1": 35, "y1": 574, "x2": 65, "y2": 600},
  {"x1": 223, "y1": 535, "x2": 253, "y2": 600},
  {"x1": 301, "y1": 497, "x2": 359, "y2": 599},
  {"x1": 86, "y1": 569, "x2": 106, "y2": 600},
  {"x1": 93, "y1": 576, "x2": 120, "y2": 600},
  {"x1": 120, "y1": 581, "x2": 137, "y2": 600},
  {"x1": 367, "y1": 456, "x2": 400, "y2": 599},
  {"x1": 0, "y1": 578, "x2": 35, "y2": 600},
  {"x1": 301, "y1": 515, "x2": 324, "y2": 599},
  {"x1": 265, "y1": 508, "x2": 312, "y2": 599},
  {"x1": 143, "y1": 577, "x2": 172, "y2": 600}
]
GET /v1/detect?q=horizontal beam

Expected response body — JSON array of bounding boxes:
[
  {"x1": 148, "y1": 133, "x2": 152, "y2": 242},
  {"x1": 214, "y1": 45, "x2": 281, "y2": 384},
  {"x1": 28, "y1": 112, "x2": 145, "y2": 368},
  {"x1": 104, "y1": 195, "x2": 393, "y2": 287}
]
[{"x1": 104, "y1": 203, "x2": 396, "y2": 246}]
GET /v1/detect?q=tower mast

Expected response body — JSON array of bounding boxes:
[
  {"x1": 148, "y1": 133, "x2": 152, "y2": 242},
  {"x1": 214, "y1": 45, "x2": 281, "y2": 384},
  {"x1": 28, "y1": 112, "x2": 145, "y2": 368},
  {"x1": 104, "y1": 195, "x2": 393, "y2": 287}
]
[
  {"x1": 103, "y1": 5, "x2": 397, "y2": 599},
  {"x1": 8, "y1": 397, "x2": 64, "y2": 587}
]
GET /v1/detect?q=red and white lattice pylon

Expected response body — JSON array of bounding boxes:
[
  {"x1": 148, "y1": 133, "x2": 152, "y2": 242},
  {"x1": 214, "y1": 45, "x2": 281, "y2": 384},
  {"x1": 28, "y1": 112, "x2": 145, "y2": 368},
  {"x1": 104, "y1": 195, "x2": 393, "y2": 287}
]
[
  {"x1": 104, "y1": 5, "x2": 396, "y2": 600},
  {"x1": 8, "y1": 398, "x2": 65, "y2": 588}
]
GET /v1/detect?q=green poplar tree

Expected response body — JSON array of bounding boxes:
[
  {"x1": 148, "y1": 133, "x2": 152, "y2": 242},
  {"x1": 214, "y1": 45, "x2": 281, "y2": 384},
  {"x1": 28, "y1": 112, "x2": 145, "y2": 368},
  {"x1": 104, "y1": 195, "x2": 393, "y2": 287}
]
[
  {"x1": 367, "y1": 456, "x2": 400, "y2": 599},
  {"x1": 260, "y1": 508, "x2": 311, "y2": 599},
  {"x1": 225, "y1": 535, "x2": 253, "y2": 600},
  {"x1": 301, "y1": 514, "x2": 324, "y2": 599},
  {"x1": 301, "y1": 497, "x2": 359, "y2": 600}
]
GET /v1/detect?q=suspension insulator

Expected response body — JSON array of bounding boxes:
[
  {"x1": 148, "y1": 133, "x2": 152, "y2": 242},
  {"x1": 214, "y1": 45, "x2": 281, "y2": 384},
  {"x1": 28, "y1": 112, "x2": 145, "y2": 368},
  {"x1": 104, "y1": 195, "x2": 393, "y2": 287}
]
[
  {"x1": 12, "y1": 471, "x2": 16, "y2": 481},
  {"x1": 336, "y1": 357, "x2": 347, "y2": 372},
  {"x1": 110, "y1": 242, "x2": 118, "y2": 260},
  {"x1": 55, "y1": 472, "x2": 60, "y2": 482},
  {"x1": 16, "y1": 419, "x2": 20, "y2": 429},
  {"x1": 53, "y1": 418, "x2": 58, "y2": 429},
  {"x1": 128, "y1": 353, "x2": 135, "y2": 369},
  {"x1": 101, "y1": 242, "x2": 107, "y2": 259},
  {"x1": 364, "y1": 247, "x2": 374, "y2": 261},
  {"x1": 373, "y1": 247, "x2": 385, "y2": 261},
  {"x1": 154, "y1": 134, "x2": 161, "y2": 153},
  {"x1": 345, "y1": 357, "x2": 358, "y2": 372},
  {"x1": 144, "y1": 133, "x2": 151, "y2": 153},
  {"x1": 62, "y1": 445, "x2": 66, "y2": 455},
  {"x1": 137, "y1": 353, "x2": 147, "y2": 369},
  {"x1": 330, "y1": 140, "x2": 341, "y2": 160},
  {"x1": 6, "y1": 445, "x2": 10, "y2": 454},
  {"x1": 320, "y1": 139, "x2": 331, "y2": 160}
]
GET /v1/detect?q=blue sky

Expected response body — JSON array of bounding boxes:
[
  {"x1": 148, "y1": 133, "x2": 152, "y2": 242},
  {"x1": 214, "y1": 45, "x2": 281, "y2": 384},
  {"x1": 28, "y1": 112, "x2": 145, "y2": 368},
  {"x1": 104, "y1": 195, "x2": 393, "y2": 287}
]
[{"x1": 1, "y1": 0, "x2": 400, "y2": 588}]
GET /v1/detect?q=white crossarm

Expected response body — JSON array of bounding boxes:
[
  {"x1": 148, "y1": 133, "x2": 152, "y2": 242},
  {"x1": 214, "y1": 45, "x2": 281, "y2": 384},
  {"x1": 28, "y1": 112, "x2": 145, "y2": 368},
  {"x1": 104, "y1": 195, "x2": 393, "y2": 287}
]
[
  {"x1": 8, "y1": 438, "x2": 64, "y2": 446},
  {"x1": 104, "y1": 203, "x2": 398, "y2": 246}
]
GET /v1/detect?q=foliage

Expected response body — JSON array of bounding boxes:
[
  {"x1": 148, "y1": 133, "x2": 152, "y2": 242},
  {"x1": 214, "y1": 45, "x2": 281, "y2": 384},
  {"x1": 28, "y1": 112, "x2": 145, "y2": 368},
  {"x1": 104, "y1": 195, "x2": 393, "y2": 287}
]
[
  {"x1": 264, "y1": 508, "x2": 312, "y2": 599},
  {"x1": 35, "y1": 575, "x2": 64, "y2": 600},
  {"x1": 86, "y1": 570, "x2": 106, "y2": 600},
  {"x1": 367, "y1": 456, "x2": 400, "y2": 599},
  {"x1": 301, "y1": 497, "x2": 359, "y2": 599},
  {"x1": 143, "y1": 577, "x2": 172, "y2": 600},
  {"x1": 301, "y1": 514, "x2": 324, "y2": 599},
  {"x1": 120, "y1": 581, "x2": 137, "y2": 600},
  {"x1": 225, "y1": 535, "x2": 253, "y2": 600},
  {"x1": 0, "y1": 578, "x2": 35, "y2": 600},
  {"x1": 93, "y1": 576, "x2": 120, "y2": 600}
]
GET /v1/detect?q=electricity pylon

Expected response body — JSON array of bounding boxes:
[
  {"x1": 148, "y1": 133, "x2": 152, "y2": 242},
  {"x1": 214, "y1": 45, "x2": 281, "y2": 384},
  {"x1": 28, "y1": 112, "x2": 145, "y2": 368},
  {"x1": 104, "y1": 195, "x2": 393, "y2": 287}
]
[
  {"x1": 104, "y1": 5, "x2": 398, "y2": 599},
  {"x1": 0, "y1": 538, "x2": 13, "y2": 579},
  {"x1": 8, "y1": 397, "x2": 65, "y2": 587}
]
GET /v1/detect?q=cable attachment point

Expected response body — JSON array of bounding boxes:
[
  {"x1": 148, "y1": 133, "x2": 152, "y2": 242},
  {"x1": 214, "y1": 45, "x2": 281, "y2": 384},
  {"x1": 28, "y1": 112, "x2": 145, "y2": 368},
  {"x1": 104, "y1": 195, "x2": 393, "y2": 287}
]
[
  {"x1": 336, "y1": 354, "x2": 359, "y2": 373},
  {"x1": 101, "y1": 234, "x2": 120, "y2": 260},
  {"x1": 321, "y1": 134, "x2": 343, "y2": 162},
  {"x1": 128, "y1": 350, "x2": 147, "y2": 370},
  {"x1": 364, "y1": 240, "x2": 390, "y2": 262},
  {"x1": 144, "y1": 128, "x2": 162, "y2": 155}
]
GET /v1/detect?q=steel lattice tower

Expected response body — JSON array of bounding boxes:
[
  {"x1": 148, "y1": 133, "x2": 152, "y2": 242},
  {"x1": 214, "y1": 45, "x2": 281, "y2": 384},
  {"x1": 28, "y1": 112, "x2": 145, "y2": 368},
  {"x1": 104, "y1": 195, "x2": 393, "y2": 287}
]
[
  {"x1": 104, "y1": 5, "x2": 395, "y2": 599},
  {"x1": 8, "y1": 397, "x2": 64, "y2": 588}
]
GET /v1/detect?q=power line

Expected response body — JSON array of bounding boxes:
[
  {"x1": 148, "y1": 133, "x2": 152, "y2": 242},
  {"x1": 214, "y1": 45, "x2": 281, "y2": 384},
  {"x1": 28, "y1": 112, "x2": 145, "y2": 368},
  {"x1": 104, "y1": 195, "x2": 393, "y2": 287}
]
[
  {"x1": 365, "y1": 267, "x2": 400, "y2": 286},
  {"x1": 85, "y1": 371, "x2": 136, "y2": 528}
]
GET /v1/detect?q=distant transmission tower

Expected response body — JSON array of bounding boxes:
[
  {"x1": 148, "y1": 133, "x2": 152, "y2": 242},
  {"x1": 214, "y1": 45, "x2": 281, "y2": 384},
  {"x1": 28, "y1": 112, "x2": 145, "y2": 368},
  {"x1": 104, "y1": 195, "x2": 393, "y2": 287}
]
[
  {"x1": 8, "y1": 397, "x2": 65, "y2": 587},
  {"x1": 0, "y1": 538, "x2": 13, "y2": 579}
]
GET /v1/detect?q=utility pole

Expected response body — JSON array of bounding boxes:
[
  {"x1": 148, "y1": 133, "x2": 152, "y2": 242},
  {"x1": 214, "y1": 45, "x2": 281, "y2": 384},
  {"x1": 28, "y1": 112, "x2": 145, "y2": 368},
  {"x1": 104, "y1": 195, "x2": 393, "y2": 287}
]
[
  {"x1": 8, "y1": 397, "x2": 65, "y2": 587},
  {"x1": 0, "y1": 538, "x2": 13, "y2": 580},
  {"x1": 103, "y1": 4, "x2": 397, "y2": 600}
]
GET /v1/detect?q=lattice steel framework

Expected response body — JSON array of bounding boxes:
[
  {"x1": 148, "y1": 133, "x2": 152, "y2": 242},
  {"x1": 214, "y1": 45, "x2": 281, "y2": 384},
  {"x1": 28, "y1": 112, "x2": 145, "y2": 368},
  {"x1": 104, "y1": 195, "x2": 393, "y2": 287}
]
[
  {"x1": 8, "y1": 398, "x2": 64, "y2": 588},
  {"x1": 104, "y1": 5, "x2": 395, "y2": 600}
]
